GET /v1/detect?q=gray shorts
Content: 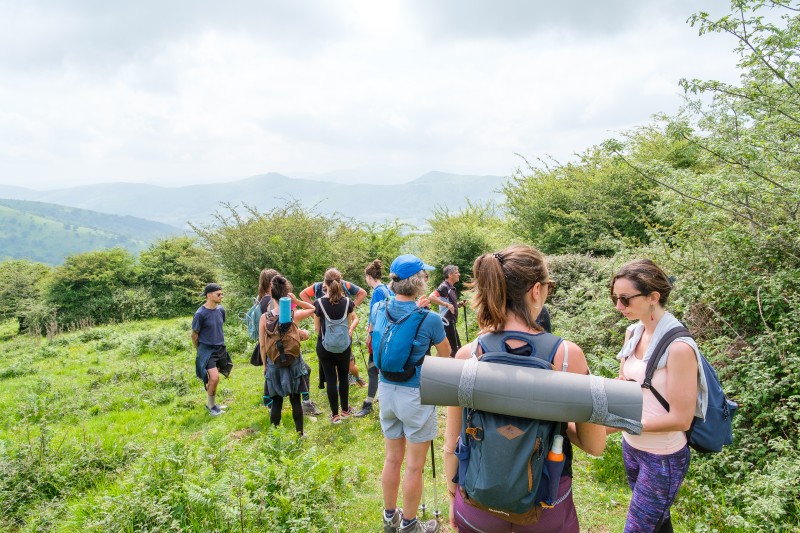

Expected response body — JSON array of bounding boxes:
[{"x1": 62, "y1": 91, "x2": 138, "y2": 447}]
[{"x1": 378, "y1": 384, "x2": 437, "y2": 443}]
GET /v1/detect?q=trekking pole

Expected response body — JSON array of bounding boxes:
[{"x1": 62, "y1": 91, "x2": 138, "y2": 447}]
[
  {"x1": 430, "y1": 440, "x2": 440, "y2": 521},
  {"x1": 354, "y1": 330, "x2": 369, "y2": 371},
  {"x1": 462, "y1": 304, "x2": 470, "y2": 342}
]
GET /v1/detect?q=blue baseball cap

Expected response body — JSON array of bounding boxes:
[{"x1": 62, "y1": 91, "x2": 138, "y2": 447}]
[{"x1": 390, "y1": 254, "x2": 435, "y2": 280}]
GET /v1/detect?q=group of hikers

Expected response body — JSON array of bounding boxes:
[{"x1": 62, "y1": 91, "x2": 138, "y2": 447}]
[{"x1": 192, "y1": 247, "x2": 707, "y2": 533}]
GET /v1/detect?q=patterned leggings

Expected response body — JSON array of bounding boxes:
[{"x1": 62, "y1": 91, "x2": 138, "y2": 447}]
[{"x1": 622, "y1": 439, "x2": 690, "y2": 533}]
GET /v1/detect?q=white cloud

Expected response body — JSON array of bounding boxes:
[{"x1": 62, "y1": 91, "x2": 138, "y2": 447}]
[{"x1": 0, "y1": 0, "x2": 741, "y2": 188}]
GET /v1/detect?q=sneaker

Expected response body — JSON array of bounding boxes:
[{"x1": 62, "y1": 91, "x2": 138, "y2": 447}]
[
  {"x1": 399, "y1": 517, "x2": 439, "y2": 533},
  {"x1": 355, "y1": 377, "x2": 367, "y2": 388},
  {"x1": 206, "y1": 405, "x2": 223, "y2": 416},
  {"x1": 383, "y1": 508, "x2": 403, "y2": 533},
  {"x1": 354, "y1": 400, "x2": 373, "y2": 417},
  {"x1": 302, "y1": 399, "x2": 323, "y2": 416},
  {"x1": 339, "y1": 407, "x2": 356, "y2": 419},
  {"x1": 330, "y1": 413, "x2": 343, "y2": 424}
]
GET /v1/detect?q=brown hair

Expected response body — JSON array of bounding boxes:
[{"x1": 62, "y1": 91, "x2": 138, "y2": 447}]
[
  {"x1": 365, "y1": 259, "x2": 383, "y2": 280},
  {"x1": 270, "y1": 275, "x2": 293, "y2": 300},
  {"x1": 323, "y1": 268, "x2": 344, "y2": 304},
  {"x1": 258, "y1": 268, "x2": 279, "y2": 300},
  {"x1": 469, "y1": 245, "x2": 548, "y2": 332},
  {"x1": 611, "y1": 259, "x2": 673, "y2": 306}
]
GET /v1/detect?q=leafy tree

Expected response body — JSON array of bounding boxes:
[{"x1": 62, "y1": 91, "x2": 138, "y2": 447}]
[
  {"x1": 0, "y1": 260, "x2": 52, "y2": 332},
  {"x1": 136, "y1": 237, "x2": 218, "y2": 317},
  {"x1": 45, "y1": 248, "x2": 136, "y2": 327},
  {"x1": 503, "y1": 146, "x2": 663, "y2": 256},
  {"x1": 602, "y1": 1, "x2": 800, "y2": 527},
  {"x1": 418, "y1": 200, "x2": 513, "y2": 290}
]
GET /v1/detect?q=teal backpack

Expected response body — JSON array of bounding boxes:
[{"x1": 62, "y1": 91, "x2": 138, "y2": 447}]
[
  {"x1": 455, "y1": 331, "x2": 565, "y2": 525},
  {"x1": 245, "y1": 296, "x2": 271, "y2": 341}
]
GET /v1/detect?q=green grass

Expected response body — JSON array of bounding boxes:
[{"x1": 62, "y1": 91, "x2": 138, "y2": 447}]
[{"x1": 0, "y1": 316, "x2": 642, "y2": 532}]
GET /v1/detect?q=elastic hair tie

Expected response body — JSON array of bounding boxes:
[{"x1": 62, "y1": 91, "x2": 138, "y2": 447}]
[
  {"x1": 493, "y1": 252, "x2": 505, "y2": 265},
  {"x1": 668, "y1": 275, "x2": 677, "y2": 285}
]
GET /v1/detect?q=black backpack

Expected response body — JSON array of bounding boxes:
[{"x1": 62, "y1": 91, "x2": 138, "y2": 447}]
[{"x1": 642, "y1": 326, "x2": 737, "y2": 453}]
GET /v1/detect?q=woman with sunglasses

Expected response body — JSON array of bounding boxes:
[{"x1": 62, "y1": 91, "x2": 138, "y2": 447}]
[
  {"x1": 610, "y1": 259, "x2": 703, "y2": 533},
  {"x1": 443, "y1": 245, "x2": 606, "y2": 532}
]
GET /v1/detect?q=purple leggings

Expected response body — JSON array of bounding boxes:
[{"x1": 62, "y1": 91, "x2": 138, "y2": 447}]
[
  {"x1": 622, "y1": 439, "x2": 690, "y2": 533},
  {"x1": 453, "y1": 475, "x2": 579, "y2": 533}
]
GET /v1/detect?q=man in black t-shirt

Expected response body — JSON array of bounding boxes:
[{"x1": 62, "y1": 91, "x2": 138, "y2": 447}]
[{"x1": 428, "y1": 265, "x2": 464, "y2": 357}]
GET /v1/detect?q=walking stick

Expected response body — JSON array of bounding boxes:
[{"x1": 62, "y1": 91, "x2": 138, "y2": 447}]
[
  {"x1": 462, "y1": 304, "x2": 470, "y2": 342},
  {"x1": 431, "y1": 440, "x2": 441, "y2": 520}
]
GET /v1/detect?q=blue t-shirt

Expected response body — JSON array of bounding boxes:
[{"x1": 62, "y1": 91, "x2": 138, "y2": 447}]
[
  {"x1": 368, "y1": 283, "x2": 394, "y2": 326},
  {"x1": 371, "y1": 299, "x2": 446, "y2": 388},
  {"x1": 192, "y1": 305, "x2": 226, "y2": 346}
]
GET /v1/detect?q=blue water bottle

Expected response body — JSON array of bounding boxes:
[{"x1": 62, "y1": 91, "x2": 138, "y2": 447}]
[{"x1": 279, "y1": 297, "x2": 291, "y2": 324}]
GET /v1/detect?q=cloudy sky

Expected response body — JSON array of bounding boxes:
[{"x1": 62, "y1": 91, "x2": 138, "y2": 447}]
[{"x1": 0, "y1": 1, "x2": 740, "y2": 189}]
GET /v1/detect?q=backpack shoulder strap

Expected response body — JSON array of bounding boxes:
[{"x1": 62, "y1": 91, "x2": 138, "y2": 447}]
[{"x1": 643, "y1": 326, "x2": 692, "y2": 412}]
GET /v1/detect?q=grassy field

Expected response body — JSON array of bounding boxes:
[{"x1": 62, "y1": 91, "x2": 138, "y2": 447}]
[{"x1": 0, "y1": 315, "x2": 645, "y2": 532}]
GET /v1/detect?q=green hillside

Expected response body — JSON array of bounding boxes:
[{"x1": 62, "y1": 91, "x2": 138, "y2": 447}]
[{"x1": 0, "y1": 199, "x2": 181, "y2": 265}]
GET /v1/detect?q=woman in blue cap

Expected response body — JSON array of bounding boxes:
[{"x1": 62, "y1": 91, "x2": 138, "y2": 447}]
[{"x1": 377, "y1": 254, "x2": 451, "y2": 533}]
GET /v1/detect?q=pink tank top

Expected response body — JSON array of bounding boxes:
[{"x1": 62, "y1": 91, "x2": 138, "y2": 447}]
[{"x1": 622, "y1": 355, "x2": 687, "y2": 454}]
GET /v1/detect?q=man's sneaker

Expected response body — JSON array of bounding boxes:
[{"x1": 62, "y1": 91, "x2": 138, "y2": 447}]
[
  {"x1": 206, "y1": 405, "x2": 223, "y2": 416},
  {"x1": 330, "y1": 413, "x2": 343, "y2": 424},
  {"x1": 399, "y1": 517, "x2": 439, "y2": 533},
  {"x1": 353, "y1": 400, "x2": 373, "y2": 417},
  {"x1": 383, "y1": 508, "x2": 403, "y2": 533},
  {"x1": 302, "y1": 399, "x2": 322, "y2": 416}
]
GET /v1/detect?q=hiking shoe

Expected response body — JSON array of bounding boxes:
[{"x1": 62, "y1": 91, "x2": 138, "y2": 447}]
[
  {"x1": 399, "y1": 517, "x2": 439, "y2": 533},
  {"x1": 330, "y1": 413, "x2": 343, "y2": 424},
  {"x1": 355, "y1": 377, "x2": 367, "y2": 388},
  {"x1": 206, "y1": 405, "x2": 223, "y2": 416},
  {"x1": 383, "y1": 508, "x2": 403, "y2": 533},
  {"x1": 302, "y1": 399, "x2": 322, "y2": 416},
  {"x1": 354, "y1": 401, "x2": 373, "y2": 417},
  {"x1": 339, "y1": 407, "x2": 356, "y2": 419}
]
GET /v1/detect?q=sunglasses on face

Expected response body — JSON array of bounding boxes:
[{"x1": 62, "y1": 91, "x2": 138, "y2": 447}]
[
  {"x1": 544, "y1": 280, "x2": 556, "y2": 297},
  {"x1": 611, "y1": 293, "x2": 645, "y2": 307}
]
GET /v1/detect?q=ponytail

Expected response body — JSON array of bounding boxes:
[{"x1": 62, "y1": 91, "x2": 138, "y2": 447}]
[{"x1": 323, "y1": 268, "x2": 344, "y2": 304}]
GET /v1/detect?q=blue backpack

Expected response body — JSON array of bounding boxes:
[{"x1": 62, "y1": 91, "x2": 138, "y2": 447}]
[
  {"x1": 372, "y1": 301, "x2": 428, "y2": 382},
  {"x1": 245, "y1": 296, "x2": 270, "y2": 341},
  {"x1": 455, "y1": 331, "x2": 565, "y2": 525},
  {"x1": 643, "y1": 326, "x2": 737, "y2": 453}
]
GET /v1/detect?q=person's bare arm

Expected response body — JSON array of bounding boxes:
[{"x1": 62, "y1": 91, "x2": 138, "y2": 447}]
[
  {"x1": 191, "y1": 330, "x2": 199, "y2": 349},
  {"x1": 555, "y1": 341, "x2": 607, "y2": 456},
  {"x1": 641, "y1": 341, "x2": 698, "y2": 432}
]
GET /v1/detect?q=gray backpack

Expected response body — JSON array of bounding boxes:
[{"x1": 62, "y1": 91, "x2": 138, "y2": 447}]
[{"x1": 319, "y1": 297, "x2": 351, "y2": 353}]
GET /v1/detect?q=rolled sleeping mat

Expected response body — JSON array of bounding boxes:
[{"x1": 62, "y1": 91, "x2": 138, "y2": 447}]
[{"x1": 420, "y1": 356, "x2": 643, "y2": 434}]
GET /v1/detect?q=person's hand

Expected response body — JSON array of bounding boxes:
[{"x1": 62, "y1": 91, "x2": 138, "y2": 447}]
[
  {"x1": 449, "y1": 498, "x2": 456, "y2": 529},
  {"x1": 458, "y1": 300, "x2": 468, "y2": 308},
  {"x1": 416, "y1": 296, "x2": 431, "y2": 308},
  {"x1": 448, "y1": 303, "x2": 456, "y2": 314},
  {"x1": 298, "y1": 329, "x2": 310, "y2": 341}
]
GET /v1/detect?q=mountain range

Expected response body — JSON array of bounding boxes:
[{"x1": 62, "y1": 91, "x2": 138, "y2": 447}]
[
  {"x1": 0, "y1": 171, "x2": 507, "y2": 264},
  {"x1": 0, "y1": 171, "x2": 507, "y2": 229}
]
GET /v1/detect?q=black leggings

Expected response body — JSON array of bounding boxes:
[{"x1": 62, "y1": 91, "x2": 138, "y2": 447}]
[
  {"x1": 319, "y1": 355, "x2": 350, "y2": 416},
  {"x1": 269, "y1": 393, "x2": 303, "y2": 434}
]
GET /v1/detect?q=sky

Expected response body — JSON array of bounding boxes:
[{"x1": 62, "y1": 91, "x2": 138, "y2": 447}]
[{"x1": 0, "y1": 1, "x2": 741, "y2": 189}]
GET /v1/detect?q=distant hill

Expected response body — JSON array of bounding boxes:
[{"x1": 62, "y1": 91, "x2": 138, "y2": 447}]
[
  {"x1": 0, "y1": 199, "x2": 182, "y2": 265},
  {"x1": 0, "y1": 171, "x2": 507, "y2": 228}
]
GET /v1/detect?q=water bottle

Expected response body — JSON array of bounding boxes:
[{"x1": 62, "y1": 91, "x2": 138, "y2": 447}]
[
  {"x1": 543, "y1": 434, "x2": 565, "y2": 507},
  {"x1": 279, "y1": 296, "x2": 291, "y2": 324}
]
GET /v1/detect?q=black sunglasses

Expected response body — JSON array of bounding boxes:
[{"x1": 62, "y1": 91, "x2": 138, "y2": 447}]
[{"x1": 611, "y1": 293, "x2": 645, "y2": 307}]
